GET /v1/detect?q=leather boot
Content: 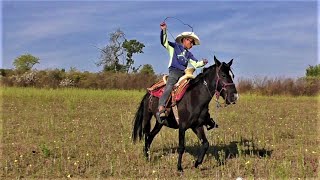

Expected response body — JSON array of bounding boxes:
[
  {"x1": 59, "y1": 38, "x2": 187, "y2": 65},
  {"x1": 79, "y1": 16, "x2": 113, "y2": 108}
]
[{"x1": 156, "y1": 106, "x2": 167, "y2": 124}]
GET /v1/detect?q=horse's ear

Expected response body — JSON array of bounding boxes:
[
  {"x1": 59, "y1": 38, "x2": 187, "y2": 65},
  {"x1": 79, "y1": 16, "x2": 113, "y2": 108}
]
[
  {"x1": 214, "y1": 56, "x2": 221, "y2": 66},
  {"x1": 227, "y1": 59, "x2": 233, "y2": 67}
]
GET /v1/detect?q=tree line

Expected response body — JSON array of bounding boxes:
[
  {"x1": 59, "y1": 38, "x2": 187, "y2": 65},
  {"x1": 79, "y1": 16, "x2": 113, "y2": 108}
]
[
  {"x1": 10, "y1": 29, "x2": 153, "y2": 75},
  {"x1": 1, "y1": 29, "x2": 319, "y2": 95},
  {"x1": 1, "y1": 29, "x2": 158, "y2": 89}
]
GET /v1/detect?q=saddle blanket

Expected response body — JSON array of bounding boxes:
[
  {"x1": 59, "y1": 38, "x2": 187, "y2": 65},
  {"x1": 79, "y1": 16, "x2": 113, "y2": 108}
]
[{"x1": 148, "y1": 79, "x2": 190, "y2": 102}]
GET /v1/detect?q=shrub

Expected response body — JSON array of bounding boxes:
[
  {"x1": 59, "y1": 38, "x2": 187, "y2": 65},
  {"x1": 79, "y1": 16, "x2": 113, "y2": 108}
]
[
  {"x1": 306, "y1": 64, "x2": 320, "y2": 77},
  {"x1": 8, "y1": 70, "x2": 39, "y2": 87},
  {"x1": 59, "y1": 78, "x2": 75, "y2": 87},
  {"x1": 236, "y1": 76, "x2": 320, "y2": 96},
  {"x1": 1, "y1": 69, "x2": 318, "y2": 96}
]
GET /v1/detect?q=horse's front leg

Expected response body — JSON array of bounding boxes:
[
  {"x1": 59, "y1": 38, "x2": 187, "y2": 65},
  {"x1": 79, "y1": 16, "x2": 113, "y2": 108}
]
[
  {"x1": 199, "y1": 107, "x2": 218, "y2": 130},
  {"x1": 177, "y1": 127, "x2": 186, "y2": 172},
  {"x1": 192, "y1": 126, "x2": 209, "y2": 168}
]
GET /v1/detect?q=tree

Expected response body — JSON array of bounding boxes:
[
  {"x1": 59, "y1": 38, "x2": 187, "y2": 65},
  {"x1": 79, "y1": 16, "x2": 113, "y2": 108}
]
[
  {"x1": 306, "y1": 64, "x2": 320, "y2": 77},
  {"x1": 13, "y1": 53, "x2": 40, "y2": 72},
  {"x1": 96, "y1": 29, "x2": 145, "y2": 73},
  {"x1": 97, "y1": 29, "x2": 125, "y2": 72},
  {"x1": 122, "y1": 39, "x2": 145, "y2": 73},
  {"x1": 140, "y1": 64, "x2": 155, "y2": 75}
]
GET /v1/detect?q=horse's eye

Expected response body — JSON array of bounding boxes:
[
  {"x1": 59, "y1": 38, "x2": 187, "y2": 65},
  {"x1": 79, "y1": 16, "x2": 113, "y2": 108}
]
[{"x1": 221, "y1": 74, "x2": 226, "y2": 78}]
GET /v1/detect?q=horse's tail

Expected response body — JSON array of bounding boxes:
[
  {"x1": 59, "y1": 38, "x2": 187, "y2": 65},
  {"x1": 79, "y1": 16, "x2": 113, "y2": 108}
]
[{"x1": 132, "y1": 93, "x2": 149, "y2": 143}]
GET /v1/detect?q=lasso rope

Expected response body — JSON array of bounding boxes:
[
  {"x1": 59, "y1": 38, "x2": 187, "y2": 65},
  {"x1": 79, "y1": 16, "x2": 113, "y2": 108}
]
[{"x1": 163, "y1": 16, "x2": 194, "y2": 41}]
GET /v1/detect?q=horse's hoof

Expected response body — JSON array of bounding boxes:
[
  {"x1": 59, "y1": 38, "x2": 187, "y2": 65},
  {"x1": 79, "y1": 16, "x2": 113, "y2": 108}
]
[
  {"x1": 177, "y1": 166, "x2": 183, "y2": 172},
  {"x1": 195, "y1": 161, "x2": 200, "y2": 168},
  {"x1": 144, "y1": 155, "x2": 149, "y2": 161},
  {"x1": 143, "y1": 151, "x2": 150, "y2": 161}
]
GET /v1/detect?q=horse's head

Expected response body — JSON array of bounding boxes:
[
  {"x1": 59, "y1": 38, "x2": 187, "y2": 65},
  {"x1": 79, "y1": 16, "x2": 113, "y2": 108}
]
[{"x1": 213, "y1": 56, "x2": 238, "y2": 105}]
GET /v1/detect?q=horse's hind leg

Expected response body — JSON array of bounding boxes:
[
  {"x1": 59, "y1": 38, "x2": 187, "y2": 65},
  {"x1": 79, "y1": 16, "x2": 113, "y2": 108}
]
[
  {"x1": 142, "y1": 110, "x2": 152, "y2": 158},
  {"x1": 192, "y1": 126, "x2": 209, "y2": 168},
  {"x1": 144, "y1": 114, "x2": 163, "y2": 159},
  {"x1": 177, "y1": 127, "x2": 186, "y2": 172}
]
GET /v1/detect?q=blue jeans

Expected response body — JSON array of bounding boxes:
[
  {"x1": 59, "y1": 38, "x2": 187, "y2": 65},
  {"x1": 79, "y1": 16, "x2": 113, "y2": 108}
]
[{"x1": 158, "y1": 68, "x2": 184, "y2": 107}]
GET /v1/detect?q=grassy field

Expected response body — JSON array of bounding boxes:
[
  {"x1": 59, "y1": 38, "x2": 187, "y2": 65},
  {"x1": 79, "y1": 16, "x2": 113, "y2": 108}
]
[{"x1": 1, "y1": 87, "x2": 319, "y2": 179}]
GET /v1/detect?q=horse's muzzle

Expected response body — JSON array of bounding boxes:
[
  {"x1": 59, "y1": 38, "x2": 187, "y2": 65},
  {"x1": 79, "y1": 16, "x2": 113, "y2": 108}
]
[{"x1": 227, "y1": 93, "x2": 239, "y2": 105}]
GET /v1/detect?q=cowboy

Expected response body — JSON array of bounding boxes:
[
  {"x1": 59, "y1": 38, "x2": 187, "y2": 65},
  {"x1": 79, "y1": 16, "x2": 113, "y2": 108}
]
[{"x1": 157, "y1": 21, "x2": 208, "y2": 124}]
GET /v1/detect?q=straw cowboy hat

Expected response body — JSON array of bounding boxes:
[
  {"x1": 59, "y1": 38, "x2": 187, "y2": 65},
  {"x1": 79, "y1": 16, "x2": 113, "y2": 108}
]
[{"x1": 175, "y1": 32, "x2": 200, "y2": 45}]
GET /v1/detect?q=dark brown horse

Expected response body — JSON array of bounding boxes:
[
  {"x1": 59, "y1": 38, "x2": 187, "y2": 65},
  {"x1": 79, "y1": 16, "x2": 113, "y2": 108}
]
[{"x1": 132, "y1": 56, "x2": 238, "y2": 171}]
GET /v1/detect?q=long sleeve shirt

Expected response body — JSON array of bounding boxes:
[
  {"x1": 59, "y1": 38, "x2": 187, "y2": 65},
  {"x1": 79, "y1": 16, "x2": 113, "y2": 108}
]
[{"x1": 160, "y1": 29, "x2": 205, "y2": 71}]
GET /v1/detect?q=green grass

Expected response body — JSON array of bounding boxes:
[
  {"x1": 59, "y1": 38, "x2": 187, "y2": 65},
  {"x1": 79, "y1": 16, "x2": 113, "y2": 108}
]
[{"x1": 1, "y1": 87, "x2": 319, "y2": 179}]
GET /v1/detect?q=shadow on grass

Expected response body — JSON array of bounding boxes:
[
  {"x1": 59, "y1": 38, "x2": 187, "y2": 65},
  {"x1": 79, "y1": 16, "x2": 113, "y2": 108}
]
[{"x1": 152, "y1": 137, "x2": 273, "y2": 166}]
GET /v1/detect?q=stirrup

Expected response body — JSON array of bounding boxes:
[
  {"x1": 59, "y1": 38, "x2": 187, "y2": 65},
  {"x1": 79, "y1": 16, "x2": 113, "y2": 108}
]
[{"x1": 156, "y1": 109, "x2": 167, "y2": 124}]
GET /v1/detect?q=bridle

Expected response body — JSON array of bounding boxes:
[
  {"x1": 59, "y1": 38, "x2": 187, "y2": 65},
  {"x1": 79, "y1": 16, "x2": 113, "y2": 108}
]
[{"x1": 203, "y1": 64, "x2": 235, "y2": 106}]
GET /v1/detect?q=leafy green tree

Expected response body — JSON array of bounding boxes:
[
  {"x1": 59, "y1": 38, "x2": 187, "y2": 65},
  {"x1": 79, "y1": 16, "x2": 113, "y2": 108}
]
[
  {"x1": 122, "y1": 39, "x2": 145, "y2": 73},
  {"x1": 97, "y1": 29, "x2": 144, "y2": 73},
  {"x1": 140, "y1": 64, "x2": 155, "y2": 75},
  {"x1": 306, "y1": 64, "x2": 320, "y2": 77},
  {"x1": 13, "y1": 53, "x2": 39, "y2": 72}
]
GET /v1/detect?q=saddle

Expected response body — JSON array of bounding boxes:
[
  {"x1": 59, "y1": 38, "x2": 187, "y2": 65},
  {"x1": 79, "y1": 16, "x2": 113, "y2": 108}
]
[
  {"x1": 147, "y1": 68, "x2": 196, "y2": 124},
  {"x1": 147, "y1": 67, "x2": 195, "y2": 104}
]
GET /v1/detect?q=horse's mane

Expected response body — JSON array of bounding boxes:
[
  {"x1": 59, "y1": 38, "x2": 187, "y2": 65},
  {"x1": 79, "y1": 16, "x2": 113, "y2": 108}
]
[{"x1": 189, "y1": 64, "x2": 216, "y2": 87}]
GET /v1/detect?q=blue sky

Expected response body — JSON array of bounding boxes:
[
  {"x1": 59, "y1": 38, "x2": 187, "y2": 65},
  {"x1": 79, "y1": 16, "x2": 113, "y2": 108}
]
[{"x1": 1, "y1": 1, "x2": 318, "y2": 78}]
